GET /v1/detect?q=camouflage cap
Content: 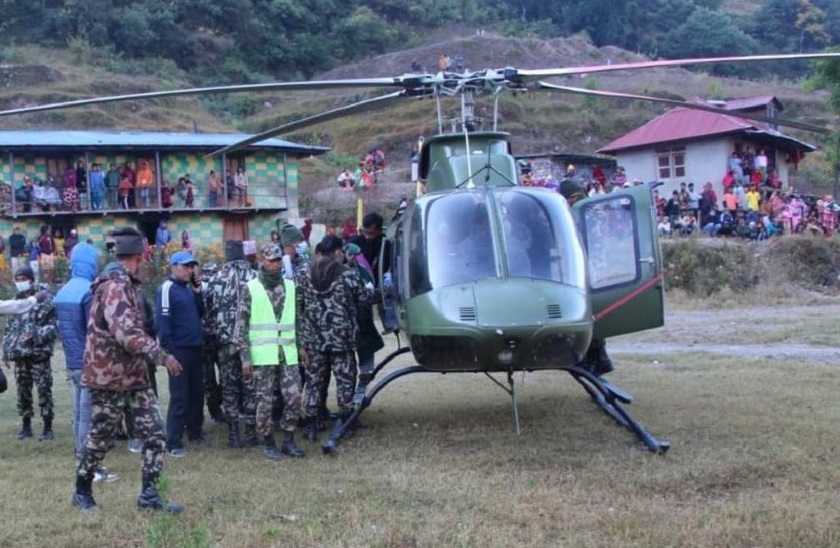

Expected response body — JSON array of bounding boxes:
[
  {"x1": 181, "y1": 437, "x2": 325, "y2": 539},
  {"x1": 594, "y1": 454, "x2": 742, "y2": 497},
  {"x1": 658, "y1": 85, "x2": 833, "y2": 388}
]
[
  {"x1": 201, "y1": 262, "x2": 218, "y2": 274},
  {"x1": 261, "y1": 243, "x2": 283, "y2": 260}
]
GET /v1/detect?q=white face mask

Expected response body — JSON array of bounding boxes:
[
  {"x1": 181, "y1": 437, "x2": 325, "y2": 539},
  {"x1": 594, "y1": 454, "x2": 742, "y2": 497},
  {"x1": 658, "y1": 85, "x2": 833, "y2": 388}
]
[{"x1": 15, "y1": 280, "x2": 31, "y2": 293}]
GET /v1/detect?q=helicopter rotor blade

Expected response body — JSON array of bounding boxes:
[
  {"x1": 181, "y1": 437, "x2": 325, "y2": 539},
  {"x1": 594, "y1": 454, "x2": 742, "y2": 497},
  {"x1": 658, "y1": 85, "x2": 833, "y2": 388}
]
[
  {"x1": 515, "y1": 52, "x2": 840, "y2": 80},
  {"x1": 0, "y1": 78, "x2": 412, "y2": 118},
  {"x1": 207, "y1": 90, "x2": 408, "y2": 157},
  {"x1": 538, "y1": 82, "x2": 829, "y2": 134}
]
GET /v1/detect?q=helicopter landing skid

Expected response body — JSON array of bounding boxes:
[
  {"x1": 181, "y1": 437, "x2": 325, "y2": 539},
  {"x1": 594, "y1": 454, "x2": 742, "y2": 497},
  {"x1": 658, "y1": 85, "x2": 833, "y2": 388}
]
[{"x1": 565, "y1": 365, "x2": 671, "y2": 454}]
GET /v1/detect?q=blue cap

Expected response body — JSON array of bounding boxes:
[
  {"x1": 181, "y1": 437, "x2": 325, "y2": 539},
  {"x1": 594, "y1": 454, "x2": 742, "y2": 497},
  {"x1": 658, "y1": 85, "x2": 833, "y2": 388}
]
[{"x1": 170, "y1": 250, "x2": 198, "y2": 266}]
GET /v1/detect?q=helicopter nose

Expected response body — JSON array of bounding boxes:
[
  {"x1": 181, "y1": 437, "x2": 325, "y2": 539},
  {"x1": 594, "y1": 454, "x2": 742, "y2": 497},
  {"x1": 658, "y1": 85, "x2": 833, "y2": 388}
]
[{"x1": 471, "y1": 279, "x2": 589, "y2": 327}]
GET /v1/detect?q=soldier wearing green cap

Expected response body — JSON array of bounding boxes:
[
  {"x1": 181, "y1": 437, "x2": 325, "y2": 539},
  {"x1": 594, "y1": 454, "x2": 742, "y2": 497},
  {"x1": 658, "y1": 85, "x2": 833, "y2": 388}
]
[{"x1": 233, "y1": 242, "x2": 305, "y2": 460}]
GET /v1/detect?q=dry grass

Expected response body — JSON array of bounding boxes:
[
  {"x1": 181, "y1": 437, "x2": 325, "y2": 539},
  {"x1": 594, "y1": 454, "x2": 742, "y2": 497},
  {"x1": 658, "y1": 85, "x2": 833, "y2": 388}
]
[{"x1": 2, "y1": 313, "x2": 840, "y2": 547}]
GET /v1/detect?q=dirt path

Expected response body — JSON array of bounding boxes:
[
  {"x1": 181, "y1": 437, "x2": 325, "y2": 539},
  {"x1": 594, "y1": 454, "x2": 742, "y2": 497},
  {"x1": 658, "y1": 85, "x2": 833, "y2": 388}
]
[{"x1": 611, "y1": 302, "x2": 840, "y2": 365}]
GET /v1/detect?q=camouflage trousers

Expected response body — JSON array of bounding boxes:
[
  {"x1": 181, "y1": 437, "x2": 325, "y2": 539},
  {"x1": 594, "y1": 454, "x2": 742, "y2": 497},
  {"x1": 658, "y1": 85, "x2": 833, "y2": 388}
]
[
  {"x1": 203, "y1": 344, "x2": 222, "y2": 418},
  {"x1": 304, "y1": 350, "x2": 357, "y2": 418},
  {"x1": 249, "y1": 364, "x2": 302, "y2": 437},
  {"x1": 218, "y1": 344, "x2": 255, "y2": 424},
  {"x1": 14, "y1": 358, "x2": 54, "y2": 420},
  {"x1": 77, "y1": 388, "x2": 166, "y2": 481}
]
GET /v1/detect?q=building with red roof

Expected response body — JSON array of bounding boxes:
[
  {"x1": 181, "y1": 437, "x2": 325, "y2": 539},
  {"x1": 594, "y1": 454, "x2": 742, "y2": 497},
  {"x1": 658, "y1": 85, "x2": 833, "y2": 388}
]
[{"x1": 597, "y1": 96, "x2": 816, "y2": 202}]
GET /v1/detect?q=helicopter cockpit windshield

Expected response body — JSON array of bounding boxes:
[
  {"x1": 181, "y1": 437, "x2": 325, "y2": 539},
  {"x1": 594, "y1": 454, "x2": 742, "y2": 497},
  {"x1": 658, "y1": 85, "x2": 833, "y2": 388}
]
[{"x1": 409, "y1": 189, "x2": 585, "y2": 296}]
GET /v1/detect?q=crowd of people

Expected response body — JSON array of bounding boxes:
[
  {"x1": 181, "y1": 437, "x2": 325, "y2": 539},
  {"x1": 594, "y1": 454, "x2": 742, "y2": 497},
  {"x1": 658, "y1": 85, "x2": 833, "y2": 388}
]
[
  {"x1": 11, "y1": 161, "x2": 252, "y2": 213},
  {"x1": 336, "y1": 149, "x2": 387, "y2": 191},
  {"x1": 2, "y1": 212, "x2": 392, "y2": 516}
]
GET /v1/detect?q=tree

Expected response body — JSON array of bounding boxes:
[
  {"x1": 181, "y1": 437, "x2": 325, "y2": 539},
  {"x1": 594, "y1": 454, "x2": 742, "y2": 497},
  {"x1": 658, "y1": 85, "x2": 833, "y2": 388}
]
[{"x1": 661, "y1": 8, "x2": 758, "y2": 75}]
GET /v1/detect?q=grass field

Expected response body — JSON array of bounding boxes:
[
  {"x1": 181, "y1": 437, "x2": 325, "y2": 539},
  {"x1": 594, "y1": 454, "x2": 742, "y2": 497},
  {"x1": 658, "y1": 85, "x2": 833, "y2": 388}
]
[{"x1": 1, "y1": 303, "x2": 840, "y2": 547}]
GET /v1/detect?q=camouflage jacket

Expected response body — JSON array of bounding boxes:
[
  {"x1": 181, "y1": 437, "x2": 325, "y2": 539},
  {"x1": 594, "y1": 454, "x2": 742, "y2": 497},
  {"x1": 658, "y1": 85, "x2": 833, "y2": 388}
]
[
  {"x1": 81, "y1": 262, "x2": 168, "y2": 392},
  {"x1": 205, "y1": 260, "x2": 257, "y2": 346},
  {"x1": 2, "y1": 289, "x2": 57, "y2": 361},
  {"x1": 297, "y1": 257, "x2": 370, "y2": 352},
  {"x1": 233, "y1": 273, "x2": 288, "y2": 366}
]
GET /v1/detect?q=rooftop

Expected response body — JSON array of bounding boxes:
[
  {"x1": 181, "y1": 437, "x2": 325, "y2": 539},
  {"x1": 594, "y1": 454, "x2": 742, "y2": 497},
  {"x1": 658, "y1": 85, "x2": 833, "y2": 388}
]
[{"x1": 0, "y1": 130, "x2": 330, "y2": 154}]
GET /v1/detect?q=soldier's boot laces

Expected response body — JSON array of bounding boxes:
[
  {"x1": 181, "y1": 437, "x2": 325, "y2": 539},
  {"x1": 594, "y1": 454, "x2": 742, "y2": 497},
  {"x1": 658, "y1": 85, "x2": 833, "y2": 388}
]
[
  {"x1": 227, "y1": 421, "x2": 240, "y2": 449},
  {"x1": 71, "y1": 472, "x2": 96, "y2": 513},
  {"x1": 303, "y1": 418, "x2": 319, "y2": 443},
  {"x1": 281, "y1": 431, "x2": 306, "y2": 458},
  {"x1": 263, "y1": 435, "x2": 283, "y2": 461},
  {"x1": 137, "y1": 475, "x2": 183, "y2": 514},
  {"x1": 243, "y1": 424, "x2": 259, "y2": 448},
  {"x1": 17, "y1": 417, "x2": 33, "y2": 440},
  {"x1": 39, "y1": 418, "x2": 54, "y2": 441}
]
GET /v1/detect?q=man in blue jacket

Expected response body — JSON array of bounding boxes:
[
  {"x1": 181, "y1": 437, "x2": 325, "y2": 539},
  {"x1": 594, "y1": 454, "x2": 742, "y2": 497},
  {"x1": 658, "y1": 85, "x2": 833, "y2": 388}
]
[
  {"x1": 156, "y1": 250, "x2": 205, "y2": 457},
  {"x1": 55, "y1": 243, "x2": 118, "y2": 482}
]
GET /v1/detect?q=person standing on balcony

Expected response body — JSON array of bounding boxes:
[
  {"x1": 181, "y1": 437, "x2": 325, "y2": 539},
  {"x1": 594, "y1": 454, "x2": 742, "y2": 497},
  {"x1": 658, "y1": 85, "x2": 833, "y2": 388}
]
[
  {"x1": 89, "y1": 164, "x2": 105, "y2": 211},
  {"x1": 208, "y1": 170, "x2": 220, "y2": 208},
  {"x1": 136, "y1": 161, "x2": 154, "y2": 209},
  {"x1": 234, "y1": 167, "x2": 249, "y2": 206},
  {"x1": 10, "y1": 227, "x2": 27, "y2": 273},
  {"x1": 106, "y1": 164, "x2": 121, "y2": 210}
]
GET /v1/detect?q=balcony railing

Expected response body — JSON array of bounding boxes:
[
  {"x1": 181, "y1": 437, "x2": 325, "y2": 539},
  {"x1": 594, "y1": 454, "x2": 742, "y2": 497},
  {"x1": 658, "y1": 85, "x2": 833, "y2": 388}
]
[{"x1": 2, "y1": 184, "x2": 288, "y2": 218}]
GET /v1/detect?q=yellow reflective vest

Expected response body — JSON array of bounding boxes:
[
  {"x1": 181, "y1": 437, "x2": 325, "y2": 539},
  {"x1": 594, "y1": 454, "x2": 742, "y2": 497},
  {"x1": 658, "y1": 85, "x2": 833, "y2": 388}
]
[{"x1": 246, "y1": 278, "x2": 298, "y2": 367}]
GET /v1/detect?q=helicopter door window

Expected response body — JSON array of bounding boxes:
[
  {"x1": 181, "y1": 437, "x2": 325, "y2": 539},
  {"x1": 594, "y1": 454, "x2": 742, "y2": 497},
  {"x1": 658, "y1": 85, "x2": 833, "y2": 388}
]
[{"x1": 580, "y1": 197, "x2": 639, "y2": 289}]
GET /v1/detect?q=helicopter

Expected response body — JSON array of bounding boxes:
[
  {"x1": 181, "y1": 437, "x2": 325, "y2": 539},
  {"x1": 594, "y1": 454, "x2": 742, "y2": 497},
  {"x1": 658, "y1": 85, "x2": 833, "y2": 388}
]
[{"x1": 2, "y1": 50, "x2": 838, "y2": 455}]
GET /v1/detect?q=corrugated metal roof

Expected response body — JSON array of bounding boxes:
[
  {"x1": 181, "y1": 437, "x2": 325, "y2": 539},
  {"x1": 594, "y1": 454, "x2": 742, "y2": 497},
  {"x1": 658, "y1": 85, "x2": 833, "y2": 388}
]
[
  {"x1": 724, "y1": 95, "x2": 780, "y2": 111},
  {"x1": 0, "y1": 130, "x2": 329, "y2": 154},
  {"x1": 597, "y1": 101, "x2": 814, "y2": 154}
]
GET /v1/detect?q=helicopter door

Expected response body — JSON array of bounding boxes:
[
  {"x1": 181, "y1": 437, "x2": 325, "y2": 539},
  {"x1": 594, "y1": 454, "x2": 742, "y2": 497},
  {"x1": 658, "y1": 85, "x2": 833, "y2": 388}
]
[{"x1": 572, "y1": 186, "x2": 664, "y2": 338}]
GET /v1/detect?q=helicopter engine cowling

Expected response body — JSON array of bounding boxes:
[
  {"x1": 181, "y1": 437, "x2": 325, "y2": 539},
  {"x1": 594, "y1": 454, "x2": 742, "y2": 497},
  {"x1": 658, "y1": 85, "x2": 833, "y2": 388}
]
[{"x1": 405, "y1": 279, "x2": 591, "y2": 372}]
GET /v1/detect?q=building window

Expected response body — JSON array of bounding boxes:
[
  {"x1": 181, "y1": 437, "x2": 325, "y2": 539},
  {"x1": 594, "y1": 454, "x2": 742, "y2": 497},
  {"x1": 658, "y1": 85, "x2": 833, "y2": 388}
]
[{"x1": 656, "y1": 148, "x2": 685, "y2": 179}]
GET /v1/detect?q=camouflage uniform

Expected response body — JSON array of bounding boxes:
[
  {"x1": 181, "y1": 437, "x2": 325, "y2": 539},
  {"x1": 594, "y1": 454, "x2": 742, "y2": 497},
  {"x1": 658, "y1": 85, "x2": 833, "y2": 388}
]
[
  {"x1": 273, "y1": 254, "x2": 309, "y2": 422},
  {"x1": 205, "y1": 259, "x2": 257, "y2": 422},
  {"x1": 297, "y1": 255, "x2": 370, "y2": 419},
  {"x1": 200, "y1": 263, "x2": 223, "y2": 421},
  {"x1": 76, "y1": 262, "x2": 172, "y2": 484},
  {"x1": 2, "y1": 288, "x2": 57, "y2": 422},
  {"x1": 234, "y1": 274, "x2": 302, "y2": 437}
]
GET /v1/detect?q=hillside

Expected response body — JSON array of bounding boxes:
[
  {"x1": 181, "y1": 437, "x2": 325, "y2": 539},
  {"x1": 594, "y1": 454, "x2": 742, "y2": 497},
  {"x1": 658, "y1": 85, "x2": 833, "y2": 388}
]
[{"x1": 0, "y1": 35, "x2": 837, "y2": 222}]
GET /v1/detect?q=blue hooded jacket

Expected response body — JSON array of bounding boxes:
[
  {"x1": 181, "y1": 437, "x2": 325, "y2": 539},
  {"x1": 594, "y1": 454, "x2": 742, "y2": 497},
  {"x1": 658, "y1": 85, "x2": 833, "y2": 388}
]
[{"x1": 55, "y1": 243, "x2": 98, "y2": 370}]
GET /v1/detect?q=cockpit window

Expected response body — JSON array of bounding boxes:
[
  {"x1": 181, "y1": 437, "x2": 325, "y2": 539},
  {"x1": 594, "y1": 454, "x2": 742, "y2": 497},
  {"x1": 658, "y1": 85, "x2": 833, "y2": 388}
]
[
  {"x1": 423, "y1": 193, "x2": 497, "y2": 291},
  {"x1": 497, "y1": 190, "x2": 585, "y2": 288}
]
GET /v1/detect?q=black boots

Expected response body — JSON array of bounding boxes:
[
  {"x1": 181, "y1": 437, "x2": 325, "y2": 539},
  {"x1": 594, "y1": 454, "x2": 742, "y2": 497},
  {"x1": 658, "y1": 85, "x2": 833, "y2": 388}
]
[
  {"x1": 17, "y1": 417, "x2": 32, "y2": 440},
  {"x1": 71, "y1": 472, "x2": 96, "y2": 513},
  {"x1": 227, "y1": 421, "x2": 240, "y2": 448},
  {"x1": 582, "y1": 339, "x2": 614, "y2": 377},
  {"x1": 39, "y1": 418, "x2": 54, "y2": 441},
  {"x1": 303, "y1": 417, "x2": 319, "y2": 443},
  {"x1": 281, "y1": 431, "x2": 306, "y2": 458},
  {"x1": 137, "y1": 475, "x2": 183, "y2": 514},
  {"x1": 243, "y1": 424, "x2": 259, "y2": 447},
  {"x1": 263, "y1": 435, "x2": 283, "y2": 461}
]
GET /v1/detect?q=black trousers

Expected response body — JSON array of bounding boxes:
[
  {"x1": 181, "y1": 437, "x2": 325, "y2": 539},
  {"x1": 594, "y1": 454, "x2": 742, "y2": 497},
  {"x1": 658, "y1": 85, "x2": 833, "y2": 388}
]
[{"x1": 165, "y1": 347, "x2": 204, "y2": 449}]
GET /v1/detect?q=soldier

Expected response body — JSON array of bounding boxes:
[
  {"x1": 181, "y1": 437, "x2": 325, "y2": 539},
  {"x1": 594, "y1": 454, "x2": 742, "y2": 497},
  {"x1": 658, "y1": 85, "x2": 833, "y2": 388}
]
[
  {"x1": 344, "y1": 243, "x2": 383, "y2": 401},
  {"x1": 71, "y1": 226, "x2": 183, "y2": 514},
  {"x1": 205, "y1": 240, "x2": 257, "y2": 448},
  {"x1": 297, "y1": 235, "x2": 370, "y2": 442},
  {"x1": 200, "y1": 262, "x2": 224, "y2": 424},
  {"x1": 3, "y1": 266, "x2": 57, "y2": 440},
  {"x1": 273, "y1": 223, "x2": 310, "y2": 426},
  {"x1": 235, "y1": 243, "x2": 305, "y2": 460}
]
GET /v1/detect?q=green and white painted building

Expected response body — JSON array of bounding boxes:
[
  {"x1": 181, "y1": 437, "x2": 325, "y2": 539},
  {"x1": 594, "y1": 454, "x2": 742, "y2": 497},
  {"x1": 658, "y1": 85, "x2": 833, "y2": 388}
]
[{"x1": 0, "y1": 130, "x2": 328, "y2": 249}]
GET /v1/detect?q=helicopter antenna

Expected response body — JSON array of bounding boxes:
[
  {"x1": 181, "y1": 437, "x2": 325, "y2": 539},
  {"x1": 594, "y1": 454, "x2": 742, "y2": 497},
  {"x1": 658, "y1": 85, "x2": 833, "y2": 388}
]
[
  {"x1": 493, "y1": 92, "x2": 500, "y2": 132},
  {"x1": 483, "y1": 371, "x2": 521, "y2": 435},
  {"x1": 435, "y1": 93, "x2": 444, "y2": 135}
]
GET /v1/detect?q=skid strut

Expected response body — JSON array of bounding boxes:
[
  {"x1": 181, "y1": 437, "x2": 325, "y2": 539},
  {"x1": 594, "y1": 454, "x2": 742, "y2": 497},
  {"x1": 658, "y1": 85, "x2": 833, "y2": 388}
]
[{"x1": 565, "y1": 365, "x2": 671, "y2": 454}]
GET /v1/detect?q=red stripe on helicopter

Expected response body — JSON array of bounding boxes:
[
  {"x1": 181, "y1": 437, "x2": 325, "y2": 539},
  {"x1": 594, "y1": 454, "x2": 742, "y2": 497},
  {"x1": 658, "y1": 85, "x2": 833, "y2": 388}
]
[{"x1": 593, "y1": 272, "x2": 664, "y2": 322}]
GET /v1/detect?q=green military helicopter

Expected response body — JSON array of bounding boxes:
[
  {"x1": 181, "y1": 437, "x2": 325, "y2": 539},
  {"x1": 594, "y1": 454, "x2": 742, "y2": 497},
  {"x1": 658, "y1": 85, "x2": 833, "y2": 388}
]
[{"x1": 2, "y1": 51, "x2": 837, "y2": 455}]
